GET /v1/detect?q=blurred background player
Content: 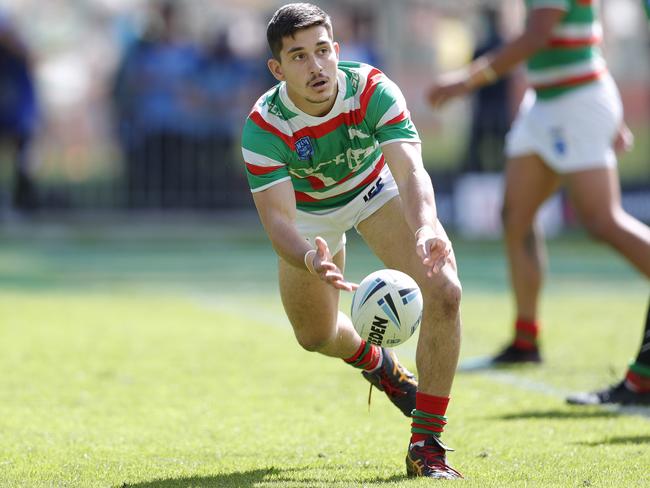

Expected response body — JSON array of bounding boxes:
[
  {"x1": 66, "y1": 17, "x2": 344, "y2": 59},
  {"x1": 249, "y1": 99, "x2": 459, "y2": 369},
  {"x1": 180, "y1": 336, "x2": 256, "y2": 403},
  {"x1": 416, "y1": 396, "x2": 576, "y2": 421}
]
[
  {"x1": 428, "y1": 0, "x2": 650, "y2": 367},
  {"x1": 566, "y1": 0, "x2": 650, "y2": 406},
  {"x1": 242, "y1": 3, "x2": 463, "y2": 479},
  {"x1": 0, "y1": 8, "x2": 39, "y2": 215}
]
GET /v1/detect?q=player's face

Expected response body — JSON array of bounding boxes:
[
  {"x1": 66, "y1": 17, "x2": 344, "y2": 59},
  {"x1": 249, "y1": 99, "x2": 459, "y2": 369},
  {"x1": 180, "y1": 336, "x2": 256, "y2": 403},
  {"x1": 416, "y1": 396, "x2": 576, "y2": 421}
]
[{"x1": 268, "y1": 25, "x2": 339, "y2": 116}]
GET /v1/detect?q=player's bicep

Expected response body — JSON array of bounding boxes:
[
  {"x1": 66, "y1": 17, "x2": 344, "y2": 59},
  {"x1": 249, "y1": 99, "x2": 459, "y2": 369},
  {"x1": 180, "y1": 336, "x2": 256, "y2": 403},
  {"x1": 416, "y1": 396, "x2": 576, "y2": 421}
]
[{"x1": 252, "y1": 179, "x2": 297, "y2": 233}]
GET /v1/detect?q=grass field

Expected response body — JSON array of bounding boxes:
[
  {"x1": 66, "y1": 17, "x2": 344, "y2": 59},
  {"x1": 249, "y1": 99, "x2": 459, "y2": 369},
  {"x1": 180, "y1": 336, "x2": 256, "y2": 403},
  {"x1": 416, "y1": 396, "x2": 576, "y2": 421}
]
[{"x1": 0, "y1": 215, "x2": 648, "y2": 487}]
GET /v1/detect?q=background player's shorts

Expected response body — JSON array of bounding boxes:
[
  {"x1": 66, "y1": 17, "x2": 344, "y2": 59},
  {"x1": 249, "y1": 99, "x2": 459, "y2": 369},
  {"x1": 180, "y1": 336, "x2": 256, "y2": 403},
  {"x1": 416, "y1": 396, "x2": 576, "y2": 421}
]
[
  {"x1": 505, "y1": 73, "x2": 622, "y2": 174},
  {"x1": 296, "y1": 165, "x2": 399, "y2": 256}
]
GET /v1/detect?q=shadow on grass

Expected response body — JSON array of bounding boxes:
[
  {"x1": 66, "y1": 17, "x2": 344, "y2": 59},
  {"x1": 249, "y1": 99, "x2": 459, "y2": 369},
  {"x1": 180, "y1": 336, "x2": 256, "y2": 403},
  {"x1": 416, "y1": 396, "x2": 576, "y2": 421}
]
[
  {"x1": 577, "y1": 435, "x2": 650, "y2": 447},
  {"x1": 494, "y1": 409, "x2": 619, "y2": 420},
  {"x1": 119, "y1": 466, "x2": 407, "y2": 488}
]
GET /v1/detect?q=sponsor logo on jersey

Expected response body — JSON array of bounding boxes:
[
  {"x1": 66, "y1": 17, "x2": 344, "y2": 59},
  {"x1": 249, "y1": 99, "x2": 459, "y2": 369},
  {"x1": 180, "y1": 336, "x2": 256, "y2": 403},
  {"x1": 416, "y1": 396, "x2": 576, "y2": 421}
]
[
  {"x1": 363, "y1": 177, "x2": 384, "y2": 202},
  {"x1": 295, "y1": 137, "x2": 314, "y2": 160}
]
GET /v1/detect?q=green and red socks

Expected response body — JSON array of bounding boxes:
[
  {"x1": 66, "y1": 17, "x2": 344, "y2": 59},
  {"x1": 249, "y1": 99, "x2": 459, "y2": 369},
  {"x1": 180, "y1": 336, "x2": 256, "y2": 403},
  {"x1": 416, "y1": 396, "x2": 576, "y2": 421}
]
[
  {"x1": 625, "y1": 362, "x2": 650, "y2": 393},
  {"x1": 625, "y1": 299, "x2": 650, "y2": 393},
  {"x1": 344, "y1": 339, "x2": 382, "y2": 372},
  {"x1": 410, "y1": 392, "x2": 449, "y2": 444},
  {"x1": 513, "y1": 318, "x2": 539, "y2": 350}
]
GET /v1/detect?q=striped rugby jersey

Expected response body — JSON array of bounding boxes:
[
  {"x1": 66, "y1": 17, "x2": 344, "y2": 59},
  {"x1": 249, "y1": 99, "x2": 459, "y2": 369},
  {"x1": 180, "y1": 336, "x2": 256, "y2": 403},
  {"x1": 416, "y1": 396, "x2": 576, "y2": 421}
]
[
  {"x1": 241, "y1": 61, "x2": 420, "y2": 211},
  {"x1": 526, "y1": 0, "x2": 607, "y2": 99}
]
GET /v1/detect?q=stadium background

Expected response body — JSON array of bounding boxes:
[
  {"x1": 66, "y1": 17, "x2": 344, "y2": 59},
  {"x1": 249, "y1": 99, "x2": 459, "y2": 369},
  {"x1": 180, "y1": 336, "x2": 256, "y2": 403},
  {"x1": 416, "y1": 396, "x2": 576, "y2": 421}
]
[
  {"x1": 0, "y1": 0, "x2": 648, "y2": 231},
  {"x1": 1, "y1": 2, "x2": 649, "y2": 486}
]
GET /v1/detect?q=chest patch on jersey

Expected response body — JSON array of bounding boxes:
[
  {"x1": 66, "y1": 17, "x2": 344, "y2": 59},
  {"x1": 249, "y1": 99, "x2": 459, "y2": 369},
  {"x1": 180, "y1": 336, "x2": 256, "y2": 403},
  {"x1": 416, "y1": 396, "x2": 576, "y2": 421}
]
[{"x1": 295, "y1": 137, "x2": 314, "y2": 161}]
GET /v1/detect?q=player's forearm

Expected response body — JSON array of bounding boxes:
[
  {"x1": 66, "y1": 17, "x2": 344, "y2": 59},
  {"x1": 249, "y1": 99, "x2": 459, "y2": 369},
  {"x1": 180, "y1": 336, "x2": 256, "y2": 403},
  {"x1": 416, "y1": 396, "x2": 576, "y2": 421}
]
[
  {"x1": 466, "y1": 33, "x2": 546, "y2": 90},
  {"x1": 399, "y1": 167, "x2": 438, "y2": 235},
  {"x1": 253, "y1": 184, "x2": 313, "y2": 271},
  {"x1": 261, "y1": 214, "x2": 313, "y2": 270}
]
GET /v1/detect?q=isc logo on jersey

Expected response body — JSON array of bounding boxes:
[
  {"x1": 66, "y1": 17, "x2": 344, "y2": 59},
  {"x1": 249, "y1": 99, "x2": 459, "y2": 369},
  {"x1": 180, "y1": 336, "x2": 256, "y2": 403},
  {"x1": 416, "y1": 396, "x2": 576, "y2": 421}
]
[{"x1": 351, "y1": 269, "x2": 423, "y2": 347}]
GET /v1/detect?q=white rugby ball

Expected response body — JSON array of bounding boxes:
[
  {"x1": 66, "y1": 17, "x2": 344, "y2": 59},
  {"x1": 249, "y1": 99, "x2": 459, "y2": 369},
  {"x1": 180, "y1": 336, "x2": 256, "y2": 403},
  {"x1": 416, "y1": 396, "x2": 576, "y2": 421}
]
[{"x1": 351, "y1": 269, "x2": 423, "y2": 347}]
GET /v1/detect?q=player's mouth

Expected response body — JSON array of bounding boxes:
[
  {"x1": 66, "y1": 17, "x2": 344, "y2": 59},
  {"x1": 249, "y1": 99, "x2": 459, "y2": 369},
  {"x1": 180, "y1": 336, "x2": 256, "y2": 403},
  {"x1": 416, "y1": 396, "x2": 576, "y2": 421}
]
[{"x1": 309, "y1": 77, "x2": 329, "y2": 89}]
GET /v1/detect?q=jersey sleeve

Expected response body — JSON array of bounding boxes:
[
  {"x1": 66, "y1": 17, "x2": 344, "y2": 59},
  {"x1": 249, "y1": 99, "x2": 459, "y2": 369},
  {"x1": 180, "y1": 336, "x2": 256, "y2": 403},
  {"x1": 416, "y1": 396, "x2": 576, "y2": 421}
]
[
  {"x1": 529, "y1": 0, "x2": 569, "y2": 11},
  {"x1": 241, "y1": 117, "x2": 291, "y2": 193},
  {"x1": 366, "y1": 74, "x2": 421, "y2": 146}
]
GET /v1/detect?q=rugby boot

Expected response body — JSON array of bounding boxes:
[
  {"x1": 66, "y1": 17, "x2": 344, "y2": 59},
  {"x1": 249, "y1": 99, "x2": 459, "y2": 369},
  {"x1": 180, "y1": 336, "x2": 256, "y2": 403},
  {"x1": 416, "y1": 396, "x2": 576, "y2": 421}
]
[
  {"x1": 405, "y1": 436, "x2": 463, "y2": 479},
  {"x1": 566, "y1": 381, "x2": 650, "y2": 406},
  {"x1": 362, "y1": 348, "x2": 417, "y2": 417}
]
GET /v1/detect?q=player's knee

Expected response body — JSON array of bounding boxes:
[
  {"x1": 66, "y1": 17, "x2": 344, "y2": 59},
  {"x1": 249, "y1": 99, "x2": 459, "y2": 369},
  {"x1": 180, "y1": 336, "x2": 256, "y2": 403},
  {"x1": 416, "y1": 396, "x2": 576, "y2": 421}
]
[
  {"x1": 582, "y1": 212, "x2": 617, "y2": 241},
  {"x1": 502, "y1": 207, "x2": 534, "y2": 241},
  {"x1": 423, "y1": 275, "x2": 462, "y2": 319},
  {"x1": 294, "y1": 328, "x2": 333, "y2": 352}
]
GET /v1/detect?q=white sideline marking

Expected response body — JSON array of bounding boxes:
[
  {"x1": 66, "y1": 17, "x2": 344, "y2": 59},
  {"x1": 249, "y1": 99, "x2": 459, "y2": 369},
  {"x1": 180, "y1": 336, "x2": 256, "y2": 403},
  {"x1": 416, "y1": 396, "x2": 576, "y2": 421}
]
[{"x1": 192, "y1": 294, "x2": 650, "y2": 419}]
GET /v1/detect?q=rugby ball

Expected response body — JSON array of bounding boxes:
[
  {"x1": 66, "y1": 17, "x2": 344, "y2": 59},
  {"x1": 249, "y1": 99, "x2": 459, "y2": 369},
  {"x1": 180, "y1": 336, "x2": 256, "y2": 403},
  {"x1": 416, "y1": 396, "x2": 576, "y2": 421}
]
[{"x1": 351, "y1": 269, "x2": 422, "y2": 347}]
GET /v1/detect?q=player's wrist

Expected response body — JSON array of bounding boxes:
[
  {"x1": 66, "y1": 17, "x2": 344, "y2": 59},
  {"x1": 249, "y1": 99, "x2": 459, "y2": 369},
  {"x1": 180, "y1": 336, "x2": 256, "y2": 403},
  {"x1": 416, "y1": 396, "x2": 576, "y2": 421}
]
[
  {"x1": 414, "y1": 225, "x2": 435, "y2": 241},
  {"x1": 304, "y1": 249, "x2": 317, "y2": 274},
  {"x1": 465, "y1": 62, "x2": 498, "y2": 90}
]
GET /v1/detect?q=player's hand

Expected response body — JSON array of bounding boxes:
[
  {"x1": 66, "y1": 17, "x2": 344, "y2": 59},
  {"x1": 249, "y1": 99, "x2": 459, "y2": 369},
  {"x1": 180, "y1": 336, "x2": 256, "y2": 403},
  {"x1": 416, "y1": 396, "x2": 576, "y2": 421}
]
[
  {"x1": 428, "y1": 73, "x2": 470, "y2": 109},
  {"x1": 311, "y1": 237, "x2": 359, "y2": 292},
  {"x1": 415, "y1": 227, "x2": 451, "y2": 278},
  {"x1": 613, "y1": 123, "x2": 634, "y2": 154}
]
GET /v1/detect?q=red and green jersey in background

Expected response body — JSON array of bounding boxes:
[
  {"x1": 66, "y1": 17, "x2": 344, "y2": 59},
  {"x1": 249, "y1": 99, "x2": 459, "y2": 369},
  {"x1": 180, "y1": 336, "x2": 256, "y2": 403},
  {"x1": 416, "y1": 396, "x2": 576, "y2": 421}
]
[
  {"x1": 241, "y1": 61, "x2": 420, "y2": 211},
  {"x1": 526, "y1": 0, "x2": 606, "y2": 99}
]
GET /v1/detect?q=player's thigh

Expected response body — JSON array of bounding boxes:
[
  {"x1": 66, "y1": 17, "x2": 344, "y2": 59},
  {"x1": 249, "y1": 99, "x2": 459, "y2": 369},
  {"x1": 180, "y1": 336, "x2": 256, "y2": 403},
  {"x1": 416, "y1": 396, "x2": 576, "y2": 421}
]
[
  {"x1": 503, "y1": 153, "x2": 561, "y2": 227},
  {"x1": 564, "y1": 166, "x2": 621, "y2": 225},
  {"x1": 356, "y1": 196, "x2": 459, "y2": 294},
  {"x1": 278, "y1": 248, "x2": 345, "y2": 335}
]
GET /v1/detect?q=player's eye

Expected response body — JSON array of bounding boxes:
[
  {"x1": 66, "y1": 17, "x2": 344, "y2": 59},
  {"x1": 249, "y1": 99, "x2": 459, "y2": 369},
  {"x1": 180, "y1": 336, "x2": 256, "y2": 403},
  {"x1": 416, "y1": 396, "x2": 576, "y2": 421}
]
[{"x1": 293, "y1": 53, "x2": 305, "y2": 61}]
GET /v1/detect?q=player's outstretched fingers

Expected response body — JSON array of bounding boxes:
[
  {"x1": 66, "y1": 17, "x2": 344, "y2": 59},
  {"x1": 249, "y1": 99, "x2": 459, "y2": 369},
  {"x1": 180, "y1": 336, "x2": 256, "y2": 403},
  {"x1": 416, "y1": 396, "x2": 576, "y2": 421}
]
[
  {"x1": 421, "y1": 238, "x2": 450, "y2": 277},
  {"x1": 313, "y1": 236, "x2": 358, "y2": 291},
  {"x1": 314, "y1": 236, "x2": 331, "y2": 260}
]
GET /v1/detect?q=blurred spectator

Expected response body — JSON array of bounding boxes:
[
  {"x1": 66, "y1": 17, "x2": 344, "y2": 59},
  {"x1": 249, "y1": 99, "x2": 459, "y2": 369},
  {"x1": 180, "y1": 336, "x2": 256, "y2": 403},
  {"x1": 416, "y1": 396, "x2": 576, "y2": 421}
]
[
  {"x1": 188, "y1": 30, "x2": 250, "y2": 204},
  {"x1": 464, "y1": 8, "x2": 511, "y2": 173},
  {"x1": 0, "y1": 10, "x2": 39, "y2": 213},
  {"x1": 336, "y1": 8, "x2": 380, "y2": 67},
  {"x1": 111, "y1": 1, "x2": 201, "y2": 208}
]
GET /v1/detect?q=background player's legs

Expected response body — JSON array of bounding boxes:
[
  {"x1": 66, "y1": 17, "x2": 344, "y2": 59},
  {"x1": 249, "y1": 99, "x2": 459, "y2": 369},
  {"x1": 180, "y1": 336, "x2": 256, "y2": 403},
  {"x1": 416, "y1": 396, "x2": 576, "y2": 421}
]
[
  {"x1": 279, "y1": 247, "x2": 360, "y2": 358},
  {"x1": 502, "y1": 154, "x2": 560, "y2": 325},
  {"x1": 495, "y1": 153, "x2": 560, "y2": 362},
  {"x1": 357, "y1": 196, "x2": 462, "y2": 397},
  {"x1": 565, "y1": 167, "x2": 650, "y2": 278}
]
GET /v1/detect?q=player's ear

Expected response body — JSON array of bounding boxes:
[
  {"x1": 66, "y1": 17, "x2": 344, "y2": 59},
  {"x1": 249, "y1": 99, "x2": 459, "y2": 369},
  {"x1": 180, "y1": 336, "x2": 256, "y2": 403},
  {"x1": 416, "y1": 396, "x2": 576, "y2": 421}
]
[
  {"x1": 267, "y1": 58, "x2": 285, "y2": 82},
  {"x1": 333, "y1": 41, "x2": 340, "y2": 59}
]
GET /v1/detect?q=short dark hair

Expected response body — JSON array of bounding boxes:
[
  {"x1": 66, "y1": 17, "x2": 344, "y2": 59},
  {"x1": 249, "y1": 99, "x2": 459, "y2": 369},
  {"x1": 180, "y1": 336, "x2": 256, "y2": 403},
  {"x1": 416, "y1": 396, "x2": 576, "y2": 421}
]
[{"x1": 266, "y1": 3, "x2": 333, "y2": 60}]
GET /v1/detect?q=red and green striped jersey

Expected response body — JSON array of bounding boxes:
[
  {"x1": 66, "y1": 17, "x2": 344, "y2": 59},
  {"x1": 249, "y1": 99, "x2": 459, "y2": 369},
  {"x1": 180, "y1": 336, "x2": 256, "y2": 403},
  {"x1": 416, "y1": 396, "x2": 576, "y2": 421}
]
[
  {"x1": 241, "y1": 61, "x2": 420, "y2": 211},
  {"x1": 526, "y1": 0, "x2": 607, "y2": 99}
]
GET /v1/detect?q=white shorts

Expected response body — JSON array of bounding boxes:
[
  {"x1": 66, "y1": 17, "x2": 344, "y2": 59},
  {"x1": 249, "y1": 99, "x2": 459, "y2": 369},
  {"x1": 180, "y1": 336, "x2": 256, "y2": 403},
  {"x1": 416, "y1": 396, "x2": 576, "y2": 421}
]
[
  {"x1": 296, "y1": 165, "x2": 399, "y2": 256},
  {"x1": 505, "y1": 73, "x2": 622, "y2": 174}
]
